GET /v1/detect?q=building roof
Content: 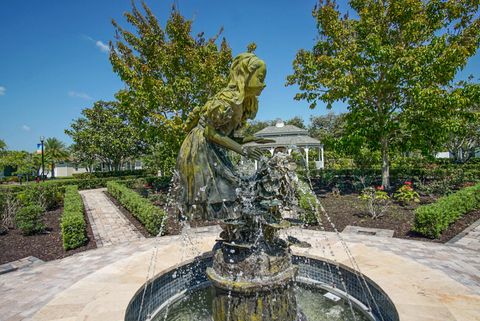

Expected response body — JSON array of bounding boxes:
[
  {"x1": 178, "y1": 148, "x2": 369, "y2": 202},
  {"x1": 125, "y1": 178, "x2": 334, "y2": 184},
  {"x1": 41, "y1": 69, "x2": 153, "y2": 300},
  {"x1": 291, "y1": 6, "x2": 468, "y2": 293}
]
[
  {"x1": 254, "y1": 123, "x2": 308, "y2": 137},
  {"x1": 244, "y1": 119, "x2": 322, "y2": 148}
]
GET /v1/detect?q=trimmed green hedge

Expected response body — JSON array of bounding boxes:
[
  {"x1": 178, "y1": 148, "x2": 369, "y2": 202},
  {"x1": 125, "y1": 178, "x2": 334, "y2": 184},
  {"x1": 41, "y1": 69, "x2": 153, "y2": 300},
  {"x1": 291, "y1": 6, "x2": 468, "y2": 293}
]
[
  {"x1": 0, "y1": 176, "x2": 142, "y2": 194},
  {"x1": 413, "y1": 183, "x2": 480, "y2": 238},
  {"x1": 107, "y1": 181, "x2": 165, "y2": 236},
  {"x1": 72, "y1": 169, "x2": 149, "y2": 179},
  {"x1": 61, "y1": 185, "x2": 87, "y2": 250}
]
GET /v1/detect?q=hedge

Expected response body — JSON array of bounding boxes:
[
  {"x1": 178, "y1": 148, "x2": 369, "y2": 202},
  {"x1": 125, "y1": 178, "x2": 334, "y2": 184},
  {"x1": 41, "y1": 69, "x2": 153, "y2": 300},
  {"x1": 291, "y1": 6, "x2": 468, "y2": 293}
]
[
  {"x1": 72, "y1": 169, "x2": 149, "y2": 179},
  {"x1": 61, "y1": 185, "x2": 87, "y2": 250},
  {"x1": 0, "y1": 175, "x2": 142, "y2": 194},
  {"x1": 413, "y1": 183, "x2": 480, "y2": 238},
  {"x1": 107, "y1": 181, "x2": 165, "y2": 236}
]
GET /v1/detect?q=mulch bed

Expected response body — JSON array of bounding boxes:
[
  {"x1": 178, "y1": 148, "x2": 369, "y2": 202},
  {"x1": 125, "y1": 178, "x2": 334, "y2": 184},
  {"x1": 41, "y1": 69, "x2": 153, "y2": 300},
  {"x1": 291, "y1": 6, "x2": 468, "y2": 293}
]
[
  {"x1": 0, "y1": 207, "x2": 96, "y2": 265},
  {"x1": 316, "y1": 192, "x2": 480, "y2": 243}
]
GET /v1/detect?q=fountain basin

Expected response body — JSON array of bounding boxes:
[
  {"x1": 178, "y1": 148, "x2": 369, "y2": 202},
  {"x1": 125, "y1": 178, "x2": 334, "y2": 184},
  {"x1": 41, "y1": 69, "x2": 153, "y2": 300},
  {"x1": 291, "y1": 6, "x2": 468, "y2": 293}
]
[
  {"x1": 125, "y1": 253, "x2": 399, "y2": 321},
  {"x1": 29, "y1": 229, "x2": 480, "y2": 321}
]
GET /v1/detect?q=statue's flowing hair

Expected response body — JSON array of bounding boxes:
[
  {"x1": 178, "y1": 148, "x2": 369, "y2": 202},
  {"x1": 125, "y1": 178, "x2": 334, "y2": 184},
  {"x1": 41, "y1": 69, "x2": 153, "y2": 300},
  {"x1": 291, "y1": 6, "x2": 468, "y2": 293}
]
[{"x1": 185, "y1": 53, "x2": 265, "y2": 132}]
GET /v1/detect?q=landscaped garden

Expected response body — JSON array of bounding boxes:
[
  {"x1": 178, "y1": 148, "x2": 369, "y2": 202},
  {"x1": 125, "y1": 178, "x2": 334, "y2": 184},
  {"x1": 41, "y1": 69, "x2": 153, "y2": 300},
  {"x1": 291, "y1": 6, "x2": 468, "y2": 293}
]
[{"x1": 3, "y1": 156, "x2": 479, "y2": 266}]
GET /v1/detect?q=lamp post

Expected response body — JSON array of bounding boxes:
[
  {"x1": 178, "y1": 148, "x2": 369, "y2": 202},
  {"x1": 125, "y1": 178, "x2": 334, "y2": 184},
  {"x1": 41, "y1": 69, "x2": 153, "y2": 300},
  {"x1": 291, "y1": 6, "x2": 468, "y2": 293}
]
[{"x1": 40, "y1": 136, "x2": 45, "y2": 181}]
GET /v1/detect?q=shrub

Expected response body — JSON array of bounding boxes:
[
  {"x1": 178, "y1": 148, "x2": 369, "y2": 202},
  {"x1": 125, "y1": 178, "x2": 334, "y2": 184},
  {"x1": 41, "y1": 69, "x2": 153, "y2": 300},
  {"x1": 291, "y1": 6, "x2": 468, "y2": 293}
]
[
  {"x1": 0, "y1": 191, "x2": 20, "y2": 233},
  {"x1": 17, "y1": 184, "x2": 63, "y2": 210},
  {"x1": 72, "y1": 169, "x2": 148, "y2": 179},
  {"x1": 413, "y1": 183, "x2": 480, "y2": 238},
  {"x1": 15, "y1": 205, "x2": 45, "y2": 235},
  {"x1": 61, "y1": 185, "x2": 87, "y2": 250},
  {"x1": 358, "y1": 186, "x2": 391, "y2": 219},
  {"x1": 393, "y1": 181, "x2": 420, "y2": 204},
  {"x1": 107, "y1": 181, "x2": 165, "y2": 235},
  {"x1": 297, "y1": 180, "x2": 319, "y2": 225},
  {"x1": 0, "y1": 176, "x2": 142, "y2": 194}
]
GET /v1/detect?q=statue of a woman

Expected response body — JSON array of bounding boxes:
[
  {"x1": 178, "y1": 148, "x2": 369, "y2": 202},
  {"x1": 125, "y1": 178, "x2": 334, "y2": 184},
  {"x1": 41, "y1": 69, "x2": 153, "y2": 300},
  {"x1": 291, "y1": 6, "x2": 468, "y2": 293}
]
[{"x1": 176, "y1": 53, "x2": 269, "y2": 220}]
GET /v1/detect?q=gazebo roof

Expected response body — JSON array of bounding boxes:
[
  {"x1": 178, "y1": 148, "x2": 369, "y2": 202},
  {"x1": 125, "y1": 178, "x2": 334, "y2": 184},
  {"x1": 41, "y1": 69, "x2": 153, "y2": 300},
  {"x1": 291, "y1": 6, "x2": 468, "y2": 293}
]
[
  {"x1": 244, "y1": 119, "x2": 322, "y2": 148},
  {"x1": 254, "y1": 124, "x2": 308, "y2": 137}
]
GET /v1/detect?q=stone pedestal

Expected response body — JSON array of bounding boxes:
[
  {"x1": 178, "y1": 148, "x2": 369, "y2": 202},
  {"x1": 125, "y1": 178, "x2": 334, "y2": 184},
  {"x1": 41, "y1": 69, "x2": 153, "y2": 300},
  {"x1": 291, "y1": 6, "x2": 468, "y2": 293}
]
[{"x1": 206, "y1": 243, "x2": 300, "y2": 321}]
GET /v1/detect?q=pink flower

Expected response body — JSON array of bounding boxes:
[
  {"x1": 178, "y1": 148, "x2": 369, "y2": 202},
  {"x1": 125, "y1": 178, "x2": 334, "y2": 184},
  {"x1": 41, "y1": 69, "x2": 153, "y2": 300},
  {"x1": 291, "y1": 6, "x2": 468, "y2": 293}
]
[
  {"x1": 405, "y1": 181, "x2": 412, "y2": 185},
  {"x1": 376, "y1": 185, "x2": 384, "y2": 191}
]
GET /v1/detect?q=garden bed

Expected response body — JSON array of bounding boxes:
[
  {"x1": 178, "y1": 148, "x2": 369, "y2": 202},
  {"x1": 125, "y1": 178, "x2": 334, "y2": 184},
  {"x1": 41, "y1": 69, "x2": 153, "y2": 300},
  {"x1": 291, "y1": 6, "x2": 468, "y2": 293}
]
[
  {"x1": 316, "y1": 192, "x2": 480, "y2": 242},
  {"x1": 0, "y1": 207, "x2": 96, "y2": 265}
]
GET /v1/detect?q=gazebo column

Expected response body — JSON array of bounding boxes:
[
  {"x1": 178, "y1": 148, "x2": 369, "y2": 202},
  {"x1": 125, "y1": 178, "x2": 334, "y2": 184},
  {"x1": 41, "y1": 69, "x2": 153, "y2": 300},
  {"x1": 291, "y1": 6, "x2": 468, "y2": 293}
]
[
  {"x1": 305, "y1": 147, "x2": 309, "y2": 169},
  {"x1": 269, "y1": 147, "x2": 275, "y2": 156},
  {"x1": 288, "y1": 148, "x2": 292, "y2": 155},
  {"x1": 318, "y1": 145, "x2": 324, "y2": 169}
]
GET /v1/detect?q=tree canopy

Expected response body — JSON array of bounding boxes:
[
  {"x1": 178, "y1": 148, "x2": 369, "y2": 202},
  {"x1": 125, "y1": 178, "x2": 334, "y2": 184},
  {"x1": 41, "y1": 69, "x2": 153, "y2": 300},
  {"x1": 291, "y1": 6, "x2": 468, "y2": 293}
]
[
  {"x1": 109, "y1": 2, "x2": 233, "y2": 173},
  {"x1": 287, "y1": 0, "x2": 480, "y2": 187},
  {"x1": 65, "y1": 101, "x2": 144, "y2": 171}
]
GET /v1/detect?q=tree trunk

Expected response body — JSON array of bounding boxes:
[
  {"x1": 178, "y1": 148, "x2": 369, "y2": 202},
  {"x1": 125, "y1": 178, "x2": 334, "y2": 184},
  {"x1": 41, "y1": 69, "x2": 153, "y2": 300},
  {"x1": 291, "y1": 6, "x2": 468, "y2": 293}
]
[
  {"x1": 51, "y1": 162, "x2": 55, "y2": 179},
  {"x1": 381, "y1": 138, "x2": 390, "y2": 189}
]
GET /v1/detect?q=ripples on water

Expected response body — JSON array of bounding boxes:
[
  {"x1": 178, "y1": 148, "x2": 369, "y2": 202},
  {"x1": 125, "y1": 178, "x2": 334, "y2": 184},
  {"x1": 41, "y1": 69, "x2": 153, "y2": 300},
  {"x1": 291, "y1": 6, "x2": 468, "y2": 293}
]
[{"x1": 153, "y1": 284, "x2": 369, "y2": 321}]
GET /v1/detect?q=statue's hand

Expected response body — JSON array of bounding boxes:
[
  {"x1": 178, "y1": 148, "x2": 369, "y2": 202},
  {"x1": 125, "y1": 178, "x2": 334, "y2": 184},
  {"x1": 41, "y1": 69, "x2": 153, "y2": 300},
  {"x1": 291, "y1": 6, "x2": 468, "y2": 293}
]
[
  {"x1": 242, "y1": 146, "x2": 263, "y2": 160},
  {"x1": 255, "y1": 138, "x2": 275, "y2": 144},
  {"x1": 242, "y1": 136, "x2": 275, "y2": 144}
]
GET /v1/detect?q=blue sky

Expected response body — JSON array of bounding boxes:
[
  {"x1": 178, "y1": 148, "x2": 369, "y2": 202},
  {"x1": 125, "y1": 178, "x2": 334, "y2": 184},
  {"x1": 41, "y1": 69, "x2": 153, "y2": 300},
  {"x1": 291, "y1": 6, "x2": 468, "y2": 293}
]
[{"x1": 1, "y1": 0, "x2": 479, "y2": 151}]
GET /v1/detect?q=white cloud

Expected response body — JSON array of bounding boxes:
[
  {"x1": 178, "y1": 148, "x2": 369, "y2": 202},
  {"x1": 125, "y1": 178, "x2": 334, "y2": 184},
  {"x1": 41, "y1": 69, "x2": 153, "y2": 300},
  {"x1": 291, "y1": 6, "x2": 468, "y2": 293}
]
[
  {"x1": 82, "y1": 34, "x2": 110, "y2": 54},
  {"x1": 95, "y1": 40, "x2": 110, "y2": 53},
  {"x1": 0, "y1": 86, "x2": 6, "y2": 96},
  {"x1": 68, "y1": 91, "x2": 92, "y2": 100},
  {"x1": 21, "y1": 125, "x2": 31, "y2": 132}
]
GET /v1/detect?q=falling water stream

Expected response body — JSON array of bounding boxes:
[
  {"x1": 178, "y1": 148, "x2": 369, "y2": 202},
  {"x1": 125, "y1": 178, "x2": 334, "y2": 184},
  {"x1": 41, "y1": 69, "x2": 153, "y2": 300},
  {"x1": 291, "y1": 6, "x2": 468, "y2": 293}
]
[{"x1": 137, "y1": 152, "x2": 387, "y2": 321}]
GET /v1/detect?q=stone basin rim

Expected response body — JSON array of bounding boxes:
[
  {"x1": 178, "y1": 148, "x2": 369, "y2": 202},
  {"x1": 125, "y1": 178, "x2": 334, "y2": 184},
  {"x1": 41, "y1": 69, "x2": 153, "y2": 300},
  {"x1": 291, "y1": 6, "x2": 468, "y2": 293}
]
[{"x1": 126, "y1": 251, "x2": 398, "y2": 321}]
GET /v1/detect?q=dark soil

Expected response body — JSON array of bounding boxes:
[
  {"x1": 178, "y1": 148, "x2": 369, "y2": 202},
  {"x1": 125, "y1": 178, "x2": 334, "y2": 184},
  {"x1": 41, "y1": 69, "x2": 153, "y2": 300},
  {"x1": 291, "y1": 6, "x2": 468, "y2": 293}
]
[
  {"x1": 0, "y1": 207, "x2": 96, "y2": 265},
  {"x1": 316, "y1": 192, "x2": 480, "y2": 243}
]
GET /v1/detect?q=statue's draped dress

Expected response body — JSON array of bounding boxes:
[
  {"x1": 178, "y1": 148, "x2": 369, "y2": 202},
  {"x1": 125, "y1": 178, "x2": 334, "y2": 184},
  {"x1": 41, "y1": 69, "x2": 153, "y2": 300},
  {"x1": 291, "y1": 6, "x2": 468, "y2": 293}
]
[{"x1": 176, "y1": 90, "x2": 244, "y2": 220}]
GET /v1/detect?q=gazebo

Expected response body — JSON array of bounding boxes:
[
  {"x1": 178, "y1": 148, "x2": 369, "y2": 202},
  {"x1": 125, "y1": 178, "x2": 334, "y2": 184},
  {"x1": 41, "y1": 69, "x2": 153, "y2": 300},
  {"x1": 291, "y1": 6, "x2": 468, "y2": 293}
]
[{"x1": 244, "y1": 119, "x2": 324, "y2": 169}]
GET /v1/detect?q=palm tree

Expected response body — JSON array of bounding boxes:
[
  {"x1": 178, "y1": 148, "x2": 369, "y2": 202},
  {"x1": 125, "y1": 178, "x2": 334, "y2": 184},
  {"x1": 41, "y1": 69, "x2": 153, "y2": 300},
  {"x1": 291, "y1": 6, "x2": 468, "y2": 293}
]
[{"x1": 44, "y1": 137, "x2": 69, "y2": 178}]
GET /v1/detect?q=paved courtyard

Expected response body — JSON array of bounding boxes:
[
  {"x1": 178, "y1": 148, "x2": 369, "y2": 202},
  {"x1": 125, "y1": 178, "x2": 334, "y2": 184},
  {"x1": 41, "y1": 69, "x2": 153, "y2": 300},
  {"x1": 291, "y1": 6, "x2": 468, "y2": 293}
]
[
  {"x1": 1, "y1": 191, "x2": 480, "y2": 321},
  {"x1": 1, "y1": 225, "x2": 479, "y2": 321}
]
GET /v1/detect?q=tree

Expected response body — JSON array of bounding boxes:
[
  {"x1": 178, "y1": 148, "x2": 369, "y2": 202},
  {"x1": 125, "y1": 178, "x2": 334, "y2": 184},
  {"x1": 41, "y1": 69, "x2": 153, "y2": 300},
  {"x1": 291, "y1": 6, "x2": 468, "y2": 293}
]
[
  {"x1": 109, "y1": 2, "x2": 233, "y2": 173},
  {"x1": 285, "y1": 116, "x2": 306, "y2": 129},
  {"x1": 241, "y1": 120, "x2": 275, "y2": 137},
  {"x1": 308, "y1": 112, "x2": 345, "y2": 150},
  {"x1": 287, "y1": 0, "x2": 480, "y2": 188},
  {"x1": 442, "y1": 85, "x2": 480, "y2": 162},
  {"x1": 44, "y1": 138, "x2": 69, "y2": 178},
  {"x1": 66, "y1": 101, "x2": 144, "y2": 171},
  {"x1": 0, "y1": 151, "x2": 39, "y2": 177},
  {"x1": 67, "y1": 122, "x2": 97, "y2": 173}
]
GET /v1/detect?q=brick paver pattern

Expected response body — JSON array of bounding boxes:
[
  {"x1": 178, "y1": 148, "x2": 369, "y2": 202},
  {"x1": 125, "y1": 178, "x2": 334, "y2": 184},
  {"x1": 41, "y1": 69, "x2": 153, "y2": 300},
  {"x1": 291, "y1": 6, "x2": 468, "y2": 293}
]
[
  {"x1": 80, "y1": 188, "x2": 144, "y2": 247},
  {"x1": 448, "y1": 218, "x2": 480, "y2": 252}
]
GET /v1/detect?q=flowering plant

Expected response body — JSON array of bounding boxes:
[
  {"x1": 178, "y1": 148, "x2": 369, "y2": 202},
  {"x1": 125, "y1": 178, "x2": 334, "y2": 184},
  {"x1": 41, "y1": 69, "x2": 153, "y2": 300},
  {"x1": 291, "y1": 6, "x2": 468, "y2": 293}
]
[
  {"x1": 394, "y1": 182, "x2": 420, "y2": 204},
  {"x1": 358, "y1": 187, "x2": 390, "y2": 219}
]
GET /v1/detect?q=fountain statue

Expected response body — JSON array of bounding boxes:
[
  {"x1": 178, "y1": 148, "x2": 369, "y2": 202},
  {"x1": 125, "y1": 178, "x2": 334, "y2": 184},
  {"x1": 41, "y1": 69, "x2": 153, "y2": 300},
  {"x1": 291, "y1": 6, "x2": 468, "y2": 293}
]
[{"x1": 176, "y1": 53, "x2": 307, "y2": 321}]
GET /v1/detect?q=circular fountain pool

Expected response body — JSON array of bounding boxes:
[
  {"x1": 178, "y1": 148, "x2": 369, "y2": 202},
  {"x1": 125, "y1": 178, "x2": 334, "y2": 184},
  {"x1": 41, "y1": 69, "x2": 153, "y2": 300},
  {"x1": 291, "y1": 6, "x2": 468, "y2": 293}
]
[
  {"x1": 125, "y1": 254, "x2": 399, "y2": 321},
  {"x1": 153, "y1": 283, "x2": 369, "y2": 321}
]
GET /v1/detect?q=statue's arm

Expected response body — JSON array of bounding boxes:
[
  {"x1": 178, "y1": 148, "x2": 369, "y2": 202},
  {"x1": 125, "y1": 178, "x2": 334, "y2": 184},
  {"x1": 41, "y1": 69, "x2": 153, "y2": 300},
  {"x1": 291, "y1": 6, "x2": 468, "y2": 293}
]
[
  {"x1": 231, "y1": 136, "x2": 275, "y2": 144},
  {"x1": 204, "y1": 125, "x2": 263, "y2": 160}
]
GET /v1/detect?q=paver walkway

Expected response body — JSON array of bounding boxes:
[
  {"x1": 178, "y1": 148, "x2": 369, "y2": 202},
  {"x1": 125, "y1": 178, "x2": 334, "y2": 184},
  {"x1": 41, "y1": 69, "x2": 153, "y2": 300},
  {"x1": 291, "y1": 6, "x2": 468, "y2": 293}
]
[
  {"x1": 80, "y1": 188, "x2": 144, "y2": 247},
  {"x1": 448, "y1": 217, "x2": 480, "y2": 251}
]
